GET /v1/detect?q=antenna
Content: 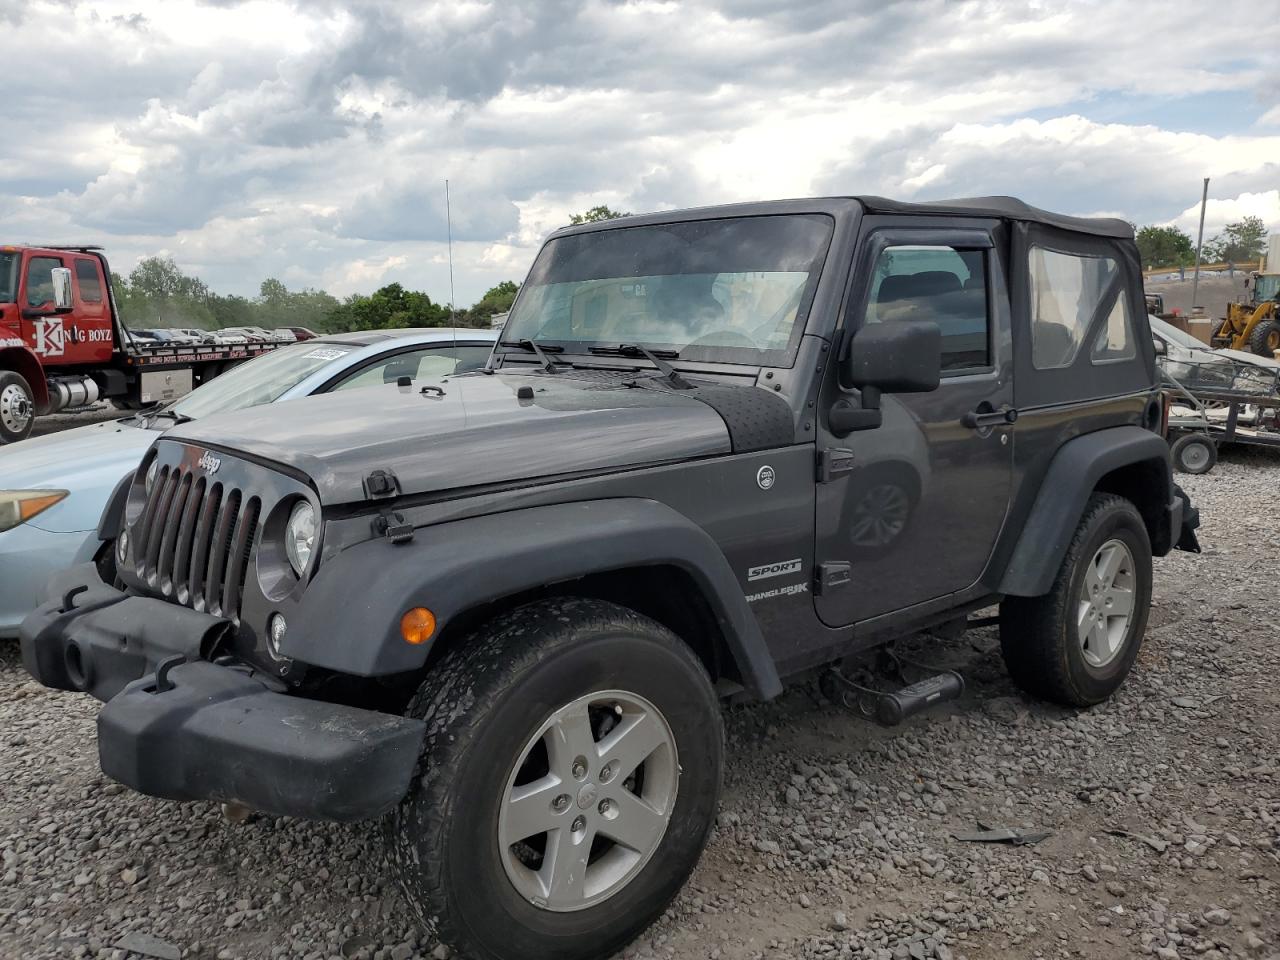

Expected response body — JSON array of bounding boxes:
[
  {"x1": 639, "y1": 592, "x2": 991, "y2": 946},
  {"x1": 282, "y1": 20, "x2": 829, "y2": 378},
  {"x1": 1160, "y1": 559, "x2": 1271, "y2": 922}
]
[{"x1": 445, "y1": 179, "x2": 458, "y2": 360}]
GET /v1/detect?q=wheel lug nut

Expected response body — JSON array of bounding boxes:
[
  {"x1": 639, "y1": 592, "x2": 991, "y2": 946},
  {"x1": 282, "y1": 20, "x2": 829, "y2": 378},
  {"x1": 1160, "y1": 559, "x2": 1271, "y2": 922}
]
[
  {"x1": 598, "y1": 799, "x2": 613, "y2": 815},
  {"x1": 600, "y1": 764, "x2": 613, "y2": 783},
  {"x1": 572, "y1": 760, "x2": 587, "y2": 780},
  {"x1": 552, "y1": 794, "x2": 570, "y2": 812},
  {"x1": 571, "y1": 815, "x2": 586, "y2": 833}
]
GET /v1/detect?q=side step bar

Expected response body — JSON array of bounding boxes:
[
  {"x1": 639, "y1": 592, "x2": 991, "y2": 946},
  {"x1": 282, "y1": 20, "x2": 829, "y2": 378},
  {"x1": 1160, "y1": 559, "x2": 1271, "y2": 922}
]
[{"x1": 820, "y1": 662, "x2": 964, "y2": 727}]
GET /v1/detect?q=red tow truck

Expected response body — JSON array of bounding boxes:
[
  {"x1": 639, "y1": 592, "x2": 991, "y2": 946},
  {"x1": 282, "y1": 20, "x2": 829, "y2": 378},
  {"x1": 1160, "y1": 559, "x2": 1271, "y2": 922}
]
[{"x1": 0, "y1": 245, "x2": 282, "y2": 443}]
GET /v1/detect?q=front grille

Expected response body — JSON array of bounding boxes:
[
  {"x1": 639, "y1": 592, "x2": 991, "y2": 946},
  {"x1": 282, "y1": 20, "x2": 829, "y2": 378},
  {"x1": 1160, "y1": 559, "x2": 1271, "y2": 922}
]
[{"x1": 135, "y1": 463, "x2": 261, "y2": 622}]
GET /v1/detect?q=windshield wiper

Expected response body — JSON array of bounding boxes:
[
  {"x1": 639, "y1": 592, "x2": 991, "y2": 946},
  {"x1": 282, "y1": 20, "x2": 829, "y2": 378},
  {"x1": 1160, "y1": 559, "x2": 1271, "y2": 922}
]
[
  {"x1": 143, "y1": 408, "x2": 194, "y2": 428},
  {"x1": 589, "y1": 343, "x2": 694, "y2": 390},
  {"x1": 499, "y1": 338, "x2": 564, "y2": 374}
]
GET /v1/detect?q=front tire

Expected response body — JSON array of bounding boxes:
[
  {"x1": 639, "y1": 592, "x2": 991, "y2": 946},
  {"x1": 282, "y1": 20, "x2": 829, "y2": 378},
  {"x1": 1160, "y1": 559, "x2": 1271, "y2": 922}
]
[
  {"x1": 387, "y1": 598, "x2": 723, "y2": 960},
  {"x1": 0, "y1": 371, "x2": 35, "y2": 443},
  {"x1": 1000, "y1": 493, "x2": 1152, "y2": 707}
]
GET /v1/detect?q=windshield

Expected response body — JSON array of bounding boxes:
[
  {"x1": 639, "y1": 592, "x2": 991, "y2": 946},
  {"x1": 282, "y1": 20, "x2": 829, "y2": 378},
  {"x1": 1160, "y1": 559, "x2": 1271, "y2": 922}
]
[
  {"x1": 0, "y1": 252, "x2": 17, "y2": 303},
  {"x1": 169, "y1": 342, "x2": 355, "y2": 419},
  {"x1": 1150, "y1": 316, "x2": 1209, "y2": 351},
  {"x1": 500, "y1": 214, "x2": 834, "y2": 366}
]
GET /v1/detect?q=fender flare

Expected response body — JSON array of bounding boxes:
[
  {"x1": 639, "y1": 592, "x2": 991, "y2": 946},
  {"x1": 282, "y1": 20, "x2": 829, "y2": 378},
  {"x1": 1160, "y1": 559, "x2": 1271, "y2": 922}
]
[
  {"x1": 999, "y1": 426, "x2": 1172, "y2": 597},
  {"x1": 0, "y1": 345, "x2": 50, "y2": 409},
  {"x1": 285, "y1": 498, "x2": 783, "y2": 699}
]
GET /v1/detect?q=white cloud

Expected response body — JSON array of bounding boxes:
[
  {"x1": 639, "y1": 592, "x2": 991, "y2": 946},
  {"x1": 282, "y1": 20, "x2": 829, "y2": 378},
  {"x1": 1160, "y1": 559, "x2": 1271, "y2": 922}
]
[{"x1": 1, "y1": 0, "x2": 1279, "y2": 304}]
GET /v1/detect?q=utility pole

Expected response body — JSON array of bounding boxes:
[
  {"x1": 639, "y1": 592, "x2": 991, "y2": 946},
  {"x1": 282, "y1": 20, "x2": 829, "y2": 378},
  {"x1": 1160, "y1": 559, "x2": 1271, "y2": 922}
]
[{"x1": 1191, "y1": 177, "x2": 1209, "y2": 313}]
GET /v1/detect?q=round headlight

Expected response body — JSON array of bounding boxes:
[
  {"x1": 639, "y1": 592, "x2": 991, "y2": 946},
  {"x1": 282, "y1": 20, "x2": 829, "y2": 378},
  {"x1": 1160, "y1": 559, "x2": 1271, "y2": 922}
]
[
  {"x1": 145, "y1": 460, "x2": 159, "y2": 493},
  {"x1": 285, "y1": 501, "x2": 316, "y2": 577}
]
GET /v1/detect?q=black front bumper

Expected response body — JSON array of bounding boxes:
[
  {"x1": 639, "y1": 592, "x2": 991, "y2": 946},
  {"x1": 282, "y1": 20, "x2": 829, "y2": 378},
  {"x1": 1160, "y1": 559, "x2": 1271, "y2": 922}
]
[{"x1": 20, "y1": 566, "x2": 425, "y2": 822}]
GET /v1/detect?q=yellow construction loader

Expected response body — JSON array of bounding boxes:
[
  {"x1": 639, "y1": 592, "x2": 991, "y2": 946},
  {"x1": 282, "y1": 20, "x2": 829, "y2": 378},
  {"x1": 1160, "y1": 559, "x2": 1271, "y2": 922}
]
[{"x1": 1213, "y1": 272, "x2": 1280, "y2": 356}]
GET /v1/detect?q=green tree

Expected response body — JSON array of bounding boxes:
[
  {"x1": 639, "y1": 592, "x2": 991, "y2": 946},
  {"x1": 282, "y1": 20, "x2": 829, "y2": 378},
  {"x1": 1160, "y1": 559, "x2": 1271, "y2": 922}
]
[
  {"x1": 117, "y1": 256, "x2": 214, "y2": 328},
  {"x1": 467, "y1": 280, "x2": 520, "y2": 326},
  {"x1": 324, "y1": 283, "x2": 451, "y2": 332},
  {"x1": 252, "y1": 278, "x2": 340, "y2": 332},
  {"x1": 207, "y1": 293, "x2": 255, "y2": 329},
  {"x1": 1135, "y1": 225, "x2": 1195, "y2": 269},
  {"x1": 568, "y1": 205, "x2": 631, "y2": 225},
  {"x1": 1204, "y1": 216, "x2": 1268, "y2": 264}
]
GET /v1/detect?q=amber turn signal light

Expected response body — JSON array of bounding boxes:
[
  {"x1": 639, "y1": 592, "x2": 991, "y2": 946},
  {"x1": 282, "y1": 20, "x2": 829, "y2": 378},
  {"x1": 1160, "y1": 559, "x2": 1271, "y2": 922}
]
[{"x1": 400, "y1": 607, "x2": 436, "y2": 645}]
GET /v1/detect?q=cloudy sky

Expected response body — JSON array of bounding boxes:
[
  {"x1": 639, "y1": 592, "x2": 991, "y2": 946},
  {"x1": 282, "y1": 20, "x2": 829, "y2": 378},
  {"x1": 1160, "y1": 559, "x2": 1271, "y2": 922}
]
[{"x1": 3, "y1": 0, "x2": 1278, "y2": 305}]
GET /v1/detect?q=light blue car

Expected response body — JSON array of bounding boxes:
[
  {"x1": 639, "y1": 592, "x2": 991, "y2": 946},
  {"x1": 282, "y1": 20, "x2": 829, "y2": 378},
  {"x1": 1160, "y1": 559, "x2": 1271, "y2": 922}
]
[{"x1": 0, "y1": 328, "x2": 496, "y2": 635}]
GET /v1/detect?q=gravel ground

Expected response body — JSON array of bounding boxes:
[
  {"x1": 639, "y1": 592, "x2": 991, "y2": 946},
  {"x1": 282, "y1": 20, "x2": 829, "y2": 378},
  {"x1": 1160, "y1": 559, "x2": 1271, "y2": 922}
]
[{"x1": 1, "y1": 449, "x2": 1277, "y2": 960}]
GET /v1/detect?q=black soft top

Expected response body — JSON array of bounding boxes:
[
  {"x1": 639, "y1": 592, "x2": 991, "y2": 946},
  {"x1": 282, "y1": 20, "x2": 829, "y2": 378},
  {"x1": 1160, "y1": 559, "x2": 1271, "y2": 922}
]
[
  {"x1": 550, "y1": 195, "x2": 1133, "y2": 241},
  {"x1": 855, "y1": 195, "x2": 1133, "y2": 239}
]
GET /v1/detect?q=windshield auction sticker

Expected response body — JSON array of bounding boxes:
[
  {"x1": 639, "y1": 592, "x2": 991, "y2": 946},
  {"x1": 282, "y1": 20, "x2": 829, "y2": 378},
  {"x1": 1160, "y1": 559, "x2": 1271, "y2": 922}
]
[{"x1": 301, "y1": 348, "x2": 351, "y2": 361}]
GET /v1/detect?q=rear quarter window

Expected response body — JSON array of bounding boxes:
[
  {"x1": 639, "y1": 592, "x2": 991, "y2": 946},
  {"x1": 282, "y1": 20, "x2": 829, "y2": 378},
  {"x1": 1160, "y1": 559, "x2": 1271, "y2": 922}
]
[
  {"x1": 74, "y1": 259, "x2": 103, "y2": 303},
  {"x1": 1028, "y1": 247, "x2": 1130, "y2": 369}
]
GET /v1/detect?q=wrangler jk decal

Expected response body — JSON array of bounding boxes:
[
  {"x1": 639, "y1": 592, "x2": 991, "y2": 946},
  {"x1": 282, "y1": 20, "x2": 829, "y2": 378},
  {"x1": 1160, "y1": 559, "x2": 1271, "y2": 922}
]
[{"x1": 747, "y1": 558, "x2": 803, "y2": 582}]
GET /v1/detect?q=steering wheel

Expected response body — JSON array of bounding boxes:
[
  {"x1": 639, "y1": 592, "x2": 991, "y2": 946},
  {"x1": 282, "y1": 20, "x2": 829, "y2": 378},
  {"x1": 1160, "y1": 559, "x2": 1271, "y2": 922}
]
[{"x1": 687, "y1": 330, "x2": 759, "y2": 350}]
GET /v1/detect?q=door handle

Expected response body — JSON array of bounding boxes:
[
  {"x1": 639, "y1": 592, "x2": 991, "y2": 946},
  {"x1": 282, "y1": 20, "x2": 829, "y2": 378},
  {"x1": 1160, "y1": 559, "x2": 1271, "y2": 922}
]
[{"x1": 961, "y1": 403, "x2": 1017, "y2": 429}]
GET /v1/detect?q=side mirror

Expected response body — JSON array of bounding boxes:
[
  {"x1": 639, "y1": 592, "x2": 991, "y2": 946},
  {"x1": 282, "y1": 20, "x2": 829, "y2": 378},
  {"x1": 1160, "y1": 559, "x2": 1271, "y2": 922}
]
[
  {"x1": 1152, "y1": 337, "x2": 1167, "y2": 357},
  {"x1": 829, "y1": 321, "x2": 941, "y2": 436},
  {"x1": 51, "y1": 267, "x2": 74, "y2": 311}
]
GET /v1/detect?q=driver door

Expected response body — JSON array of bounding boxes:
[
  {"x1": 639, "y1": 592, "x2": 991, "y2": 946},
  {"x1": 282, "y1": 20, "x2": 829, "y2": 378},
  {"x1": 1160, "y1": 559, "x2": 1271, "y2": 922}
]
[{"x1": 814, "y1": 221, "x2": 1014, "y2": 627}]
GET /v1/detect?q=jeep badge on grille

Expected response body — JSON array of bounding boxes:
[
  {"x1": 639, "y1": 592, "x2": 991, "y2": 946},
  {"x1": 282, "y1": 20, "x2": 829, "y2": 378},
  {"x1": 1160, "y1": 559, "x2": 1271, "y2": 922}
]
[{"x1": 197, "y1": 451, "x2": 222, "y2": 474}]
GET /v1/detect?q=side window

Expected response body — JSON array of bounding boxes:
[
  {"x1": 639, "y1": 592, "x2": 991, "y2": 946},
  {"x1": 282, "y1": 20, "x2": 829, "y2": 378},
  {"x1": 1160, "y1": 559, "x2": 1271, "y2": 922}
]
[
  {"x1": 1028, "y1": 246, "x2": 1122, "y2": 369},
  {"x1": 330, "y1": 346, "x2": 490, "y2": 391},
  {"x1": 1091, "y1": 296, "x2": 1135, "y2": 363},
  {"x1": 865, "y1": 245, "x2": 991, "y2": 372},
  {"x1": 25, "y1": 256, "x2": 62, "y2": 307},
  {"x1": 74, "y1": 259, "x2": 103, "y2": 303}
]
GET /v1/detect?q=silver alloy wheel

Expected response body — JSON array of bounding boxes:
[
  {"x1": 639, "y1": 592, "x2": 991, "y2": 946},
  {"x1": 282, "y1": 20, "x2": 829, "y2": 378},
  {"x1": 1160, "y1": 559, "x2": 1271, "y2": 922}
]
[
  {"x1": 498, "y1": 689, "x2": 679, "y2": 912},
  {"x1": 0, "y1": 382, "x2": 32, "y2": 435},
  {"x1": 1077, "y1": 538, "x2": 1136, "y2": 668},
  {"x1": 850, "y1": 483, "x2": 911, "y2": 547}
]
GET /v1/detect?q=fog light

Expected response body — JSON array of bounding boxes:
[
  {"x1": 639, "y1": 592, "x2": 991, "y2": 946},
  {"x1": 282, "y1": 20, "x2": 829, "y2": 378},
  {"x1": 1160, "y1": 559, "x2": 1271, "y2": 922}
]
[
  {"x1": 267, "y1": 613, "x2": 288, "y2": 661},
  {"x1": 400, "y1": 607, "x2": 436, "y2": 645},
  {"x1": 117, "y1": 531, "x2": 129, "y2": 563}
]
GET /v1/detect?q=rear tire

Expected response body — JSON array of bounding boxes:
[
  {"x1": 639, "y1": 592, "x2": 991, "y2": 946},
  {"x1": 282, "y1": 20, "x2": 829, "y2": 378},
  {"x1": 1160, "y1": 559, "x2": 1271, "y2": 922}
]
[
  {"x1": 0, "y1": 371, "x2": 36, "y2": 443},
  {"x1": 1247, "y1": 318, "x2": 1280, "y2": 357},
  {"x1": 1170, "y1": 433, "x2": 1217, "y2": 475},
  {"x1": 386, "y1": 598, "x2": 723, "y2": 960},
  {"x1": 1000, "y1": 493, "x2": 1152, "y2": 707}
]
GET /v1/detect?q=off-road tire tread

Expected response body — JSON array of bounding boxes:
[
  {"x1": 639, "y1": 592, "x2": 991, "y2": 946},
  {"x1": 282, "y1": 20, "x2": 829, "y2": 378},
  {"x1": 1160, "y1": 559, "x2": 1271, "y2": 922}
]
[
  {"x1": 999, "y1": 493, "x2": 1150, "y2": 706},
  {"x1": 1247, "y1": 318, "x2": 1280, "y2": 357},
  {"x1": 385, "y1": 596, "x2": 721, "y2": 960}
]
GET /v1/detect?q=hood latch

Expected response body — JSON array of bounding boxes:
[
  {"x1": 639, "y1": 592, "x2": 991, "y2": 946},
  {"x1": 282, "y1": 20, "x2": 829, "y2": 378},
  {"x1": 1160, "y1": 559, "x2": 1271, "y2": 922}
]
[{"x1": 364, "y1": 468, "x2": 400, "y2": 499}]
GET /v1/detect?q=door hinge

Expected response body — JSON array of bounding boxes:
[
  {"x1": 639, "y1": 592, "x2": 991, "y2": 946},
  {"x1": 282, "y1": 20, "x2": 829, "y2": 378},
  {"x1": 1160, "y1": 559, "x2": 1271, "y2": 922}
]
[
  {"x1": 815, "y1": 561, "x2": 852, "y2": 595},
  {"x1": 373, "y1": 511, "x2": 415, "y2": 544},
  {"x1": 816, "y1": 448, "x2": 855, "y2": 483}
]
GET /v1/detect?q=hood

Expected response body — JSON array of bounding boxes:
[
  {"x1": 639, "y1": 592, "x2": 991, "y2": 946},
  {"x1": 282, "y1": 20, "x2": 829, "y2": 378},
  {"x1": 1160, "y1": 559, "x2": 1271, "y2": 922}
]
[
  {"x1": 167, "y1": 371, "x2": 740, "y2": 505},
  {"x1": 0, "y1": 417, "x2": 156, "y2": 532},
  {"x1": 1215, "y1": 347, "x2": 1280, "y2": 369}
]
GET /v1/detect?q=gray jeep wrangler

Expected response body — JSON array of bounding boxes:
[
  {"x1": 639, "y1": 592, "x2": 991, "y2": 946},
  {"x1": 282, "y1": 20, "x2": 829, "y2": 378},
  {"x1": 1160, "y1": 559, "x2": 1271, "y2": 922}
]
[{"x1": 22, "y1": 196, "x2": 1200, "y2": 960}]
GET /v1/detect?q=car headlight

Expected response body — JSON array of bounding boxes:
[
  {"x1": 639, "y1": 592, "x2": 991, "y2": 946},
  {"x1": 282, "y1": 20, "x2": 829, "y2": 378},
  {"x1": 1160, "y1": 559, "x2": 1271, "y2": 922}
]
[
  {"x1": 285, "y1": 501, "x2": 316, "y2": 577},
  {"x1": 0, "y1": 490, "x2": 69, "y2": 533}
]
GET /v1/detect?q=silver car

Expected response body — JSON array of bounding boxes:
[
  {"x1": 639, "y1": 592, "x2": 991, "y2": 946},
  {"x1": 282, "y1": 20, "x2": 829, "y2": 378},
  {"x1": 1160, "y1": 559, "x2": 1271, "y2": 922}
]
[{"x1": 0, "y1": 328, "x2": 496, "y2": 635}]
